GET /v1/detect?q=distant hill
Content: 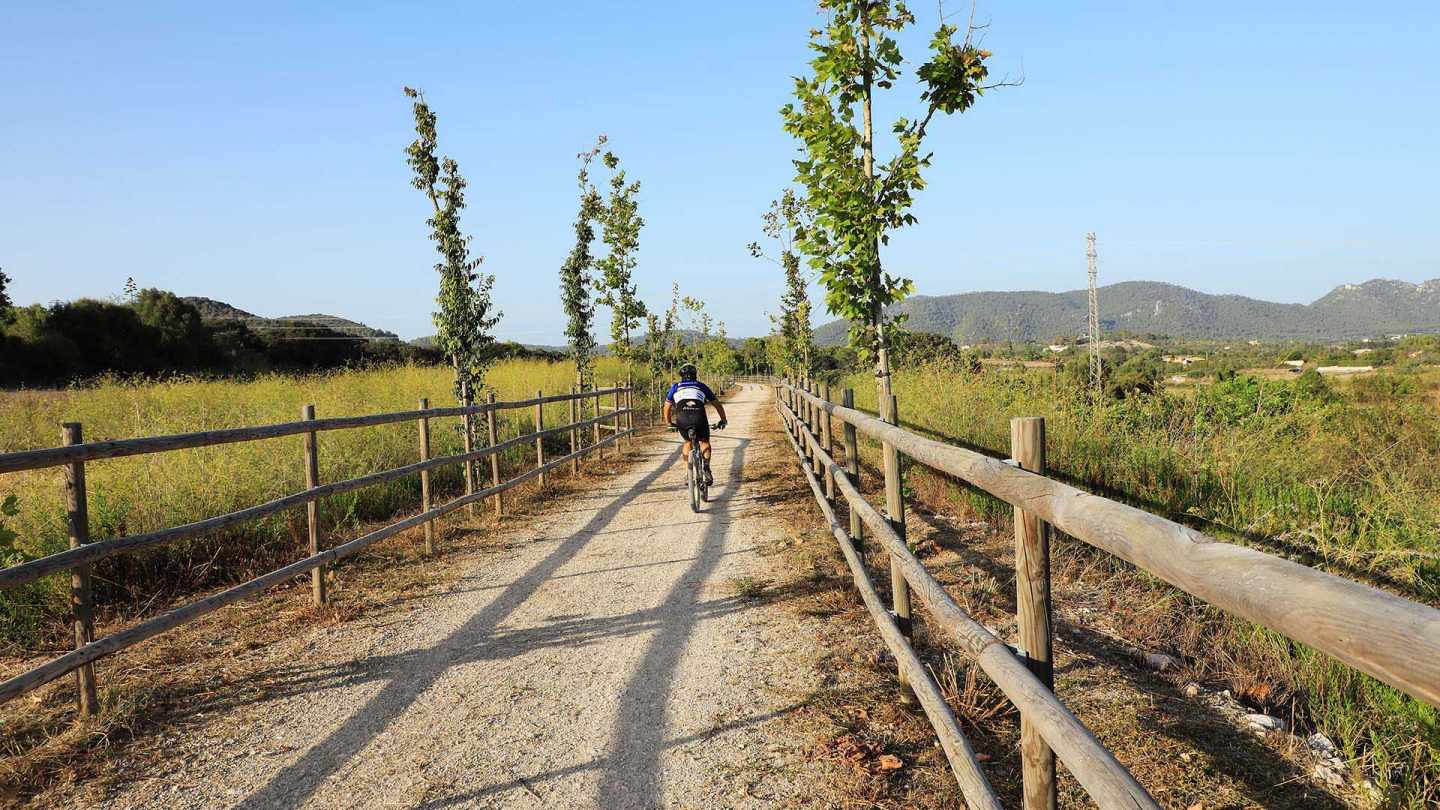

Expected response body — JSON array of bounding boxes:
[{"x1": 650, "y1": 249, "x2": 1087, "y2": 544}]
[
  {"x1": 812, "y1": 278, "x2": 1440, "y2": 345},
  {"x1": 183, "y1": 298, "x2": 400, "y2": 342},
  {"x1": 272, "y1": 314, "x2": 399, "y2": 342},
  {"x1": 185, "y1": 297, "x2": 259, "y2": 321},
  {"x1": 411, "y1": 329, "x2": 741, "y2": 355},
  {"x1": 409, "y1": 335, "x2": 568, "y2": 354}
]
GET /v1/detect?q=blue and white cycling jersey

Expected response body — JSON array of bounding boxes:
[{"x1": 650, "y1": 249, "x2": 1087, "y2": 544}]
[{"x1": 666, "y1": 380, "x2": 716, "y2": 410}]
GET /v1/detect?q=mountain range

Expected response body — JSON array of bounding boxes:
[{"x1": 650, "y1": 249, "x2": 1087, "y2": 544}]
[
  {"x1": 411, "y1": 329, "x2": 740, "y2": 354},
  {"x1": 184, "y1": 297, "x2": 401, "y2": 341},
  {"x1": 812, "y1": 278, "x2": 1440, "y2": 345}
]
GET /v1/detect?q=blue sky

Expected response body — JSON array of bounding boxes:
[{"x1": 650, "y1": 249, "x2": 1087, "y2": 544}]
[{"x1": 3, "y1": 1, "x2": 1437, "y2": 342}]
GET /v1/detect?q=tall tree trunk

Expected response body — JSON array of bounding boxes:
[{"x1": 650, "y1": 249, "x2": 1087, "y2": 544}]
[{"x1": 860, "y1": 14, "x2": 895, "y2": 413}]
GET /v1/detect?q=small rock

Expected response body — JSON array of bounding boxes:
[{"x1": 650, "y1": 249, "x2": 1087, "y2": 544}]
[
  {"x1": 1143, "y1": 652, "x2": 1181, "y2": 672},
  {"x1": 1313, "y1": 764, "x2": 1344, "y2": 787},
  {"x1": 1306, "y1": 732, "x2": 1337, "y2": 755},
  {"x1": 1245, "y1": 713, "x2": 1287, "y2": 733},
  {"x1": 1183, "y1": 682, "x2": 1201, "y2": 698}
]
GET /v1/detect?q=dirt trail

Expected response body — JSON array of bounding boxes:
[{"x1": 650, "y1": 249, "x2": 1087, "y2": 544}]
[{"x1": 99, "y1": 384, "x2": 815, "y2": 810}]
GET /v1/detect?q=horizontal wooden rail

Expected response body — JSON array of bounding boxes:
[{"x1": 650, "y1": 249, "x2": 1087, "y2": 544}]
[
  {"x1": 0, "y1": 409, "x2": 629, "y2": 590},
  {"x1": 0, "y1": 425, "x2": 634, "y2": 705},
  {"x1": 0, "y1": 388, "x2": 628, "y2": 475},
  {"x1": 779, "y1": 397, "x2": 1156, "y2": 809},
  {"x1": 779, "y1": 418, "x2": 1002, "y2": 808},
  {"x1": 783, "y1": 383, "x2": 1440, "y2": 709}
]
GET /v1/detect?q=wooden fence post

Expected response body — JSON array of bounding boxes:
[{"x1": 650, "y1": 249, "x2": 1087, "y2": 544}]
[
  {"x1": 570, "y1": 387, "x2": 580, "y2": 475},
  {"x1": 302, "y1": 405, "x2": 326, "y2": 606},
  {"x1": 461, "y1": 381, "x2": 477, "y2": 519},
  {"x1": 592, "y1": 388, "x2": 603, "y2": 459},
  {"x1": 1012, "y1": 416, "x2": 1056, "y2": 810},
  {"x1": 418, "y1": 398, "x2": 434, "y2": 555},
  {"x1": 812, "y1": 381, "x2": 822, "y2": 475},
  {"x1": 534, "y1": 389, "x2": 546, "y2": 487},
  {"x1": 795, "y1": 377, "x2": 805, "y2": 441},
  {"x1": 485, "y1": 391, "x2": 502, "y2": 516},
  {"x1": 819, "y1": 383, "x2": 833, "y2": 495},
  {"x1": 613, "y1": 381, "x2": 623, "y2": 452},
  {"x1": 881, "y1": 392, "x2": 913, "y2": 694},
  {"x1": 795, "y1": 378, "x2": 804, "y2": 444},
  {"x1": 801, "y1": 378, "x2": 813, "y2": 463},
  {"x1": 842, "y1": 388, "x2": 863, "y2": 552},
  {"x1": 61, "y1": 423, "x2": 98, "y2": 716},
  {"x1": 810, "y1": 381, "x2": 822, "y2": 477},
  {"x1": 626, "y1": 375, "x2": 634, "y2": 439}
]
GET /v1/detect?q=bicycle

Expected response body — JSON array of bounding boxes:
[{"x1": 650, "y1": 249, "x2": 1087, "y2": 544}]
[{"x1": 671, "y1": 422, "x2": 723, "y2": 512}]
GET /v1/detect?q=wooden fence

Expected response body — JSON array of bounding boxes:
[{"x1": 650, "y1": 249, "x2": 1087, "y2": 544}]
[
  {"x1": 0, "y1": 382, "x2": 641, "y2": 711},
  {"x1": 775, "y1": 376, "x2": 1440, "y2": 809}
]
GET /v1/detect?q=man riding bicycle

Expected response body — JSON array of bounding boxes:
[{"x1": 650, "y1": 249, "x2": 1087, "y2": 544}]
[{"x1": 663, "y1": 363, "x2": 727, "y2": 485}]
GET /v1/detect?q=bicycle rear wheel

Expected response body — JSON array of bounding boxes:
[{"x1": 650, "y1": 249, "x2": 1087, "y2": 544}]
[{"x1": 688, "y1": 451, "x2": 701, "y2": 512}]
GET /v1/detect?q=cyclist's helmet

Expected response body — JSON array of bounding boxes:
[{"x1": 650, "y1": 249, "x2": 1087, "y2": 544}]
[{"x1": 678, "y1": 362, "x2": 698, "y2": 382}]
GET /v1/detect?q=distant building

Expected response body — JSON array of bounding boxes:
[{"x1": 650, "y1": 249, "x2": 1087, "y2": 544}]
[
  {"x1": 1046, "y1": 344, "x2": 1069, "y2": 353},
  {"x1": 1162, "y1": 355, "x2": 1205, "y2": 365},
  {"x1": 1282, "y1": 359, "x2": 1305, "y2": 368},
  {"x1": 1318, "y1": 366, "x2": 1374, "y2": 376}
]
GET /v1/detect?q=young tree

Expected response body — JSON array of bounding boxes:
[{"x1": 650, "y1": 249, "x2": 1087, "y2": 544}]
[
  {"x1": 781, "y1": 1, "x2": 1006, "y2": 407},
  {"x1": 594, "y1": 149, "x2": 646, "y2": 365},
  {"x1": 404, "y1": 87, "x2": 501, "y2": 396},
  {"x1": 122, "y1": 277, "x2": 139, "y2": 304},
  {"x1": 559, "y1": 137, "x2": 606, "y2": 392},
  {"x1": 749, "y1": 191, "x2": 814, "y2": 374},
  {"x1": 663, "y1": 282, "x2": 683, "y2": 365}
]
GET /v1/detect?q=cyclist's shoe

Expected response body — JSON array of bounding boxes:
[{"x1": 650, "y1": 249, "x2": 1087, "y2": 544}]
[{"x1": 703, "y1": 465, "x2": 714, "y2": 486}]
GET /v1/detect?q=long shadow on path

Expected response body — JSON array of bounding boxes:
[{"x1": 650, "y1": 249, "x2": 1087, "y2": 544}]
[
  {"x1": 234, "y1": 445, "x2": 681, "y2": 809},
  {"x1": 595, "y1": 434, "x2": 751, "y2": 807}
]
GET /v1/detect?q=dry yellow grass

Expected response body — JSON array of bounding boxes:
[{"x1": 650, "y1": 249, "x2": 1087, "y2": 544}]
[{"x1": 0, "y1": 359, "x2": 657, "y2": 645}]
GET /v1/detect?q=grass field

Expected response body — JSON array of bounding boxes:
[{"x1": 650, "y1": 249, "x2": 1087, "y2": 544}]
[
  {"x1": 836, "y1": 363, "x2": 1438, "y2": 805},
  {"x1": 0, "y1": 359, "x2": 659, "y2": 648}
]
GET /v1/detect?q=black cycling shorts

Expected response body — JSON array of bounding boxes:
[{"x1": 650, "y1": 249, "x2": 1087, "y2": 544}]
[{"x1": 673, "y1": 407, "x2": 709, "y2": 441}]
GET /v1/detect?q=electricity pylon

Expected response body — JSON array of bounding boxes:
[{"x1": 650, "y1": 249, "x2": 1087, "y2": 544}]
[{"x1": 1086, "y1": 232, "x2": 1101, "y2": 397}]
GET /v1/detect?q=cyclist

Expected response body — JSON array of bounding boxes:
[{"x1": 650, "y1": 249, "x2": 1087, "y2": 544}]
[{"x1": 663, "y1": 362, "x2": 727, "y2": 485}]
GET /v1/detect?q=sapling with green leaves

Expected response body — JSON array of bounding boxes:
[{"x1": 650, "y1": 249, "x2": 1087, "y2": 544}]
[
  {"x1": 559, "y1": 136, "x2": 606, "y2": 394},
  {"x1": 781, "y1": 0, "x2": 1009, "y2": 408},
  {"x1": 662, "y1": 282, "x2": 683, "y2": 367},
  {"x1": 749, "y1": 190, "x2": 814, "y2": 375},
  {"x1": 594, "y1": 149, "x2": 646, "y2": 367},
  {"x1": 404, "y1": 86, "x2": 501, "y2": 399}
]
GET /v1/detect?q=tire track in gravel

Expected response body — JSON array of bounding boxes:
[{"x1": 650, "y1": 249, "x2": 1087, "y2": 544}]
[{"x1": 101, "y1": 383, "x2": 815, "y2": 810}]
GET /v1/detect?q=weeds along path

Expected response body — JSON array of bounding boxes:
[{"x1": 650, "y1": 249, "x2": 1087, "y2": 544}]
[{"x1": 98, "y1": 383, "x2": 816, "y2": 810}]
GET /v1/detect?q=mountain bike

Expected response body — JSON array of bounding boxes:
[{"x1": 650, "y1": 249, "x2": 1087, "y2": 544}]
[{"x1": 671, "y1": 422, "x2": 723, "y2": 512}]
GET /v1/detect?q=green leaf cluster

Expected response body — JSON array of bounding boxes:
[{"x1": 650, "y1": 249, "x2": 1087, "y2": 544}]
[{"x1": 0, "y1": 267, "x2": 12, "y2": 325}]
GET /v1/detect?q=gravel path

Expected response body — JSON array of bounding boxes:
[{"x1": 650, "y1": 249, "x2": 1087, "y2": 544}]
[{"x1": 99, "y1": 383, "x2": 815, "y2": 810}]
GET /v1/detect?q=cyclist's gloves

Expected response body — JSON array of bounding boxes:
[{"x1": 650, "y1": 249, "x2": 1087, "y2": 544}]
[{"x1": 716, "y1": 419, "x2": 728, "y2": 430}]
